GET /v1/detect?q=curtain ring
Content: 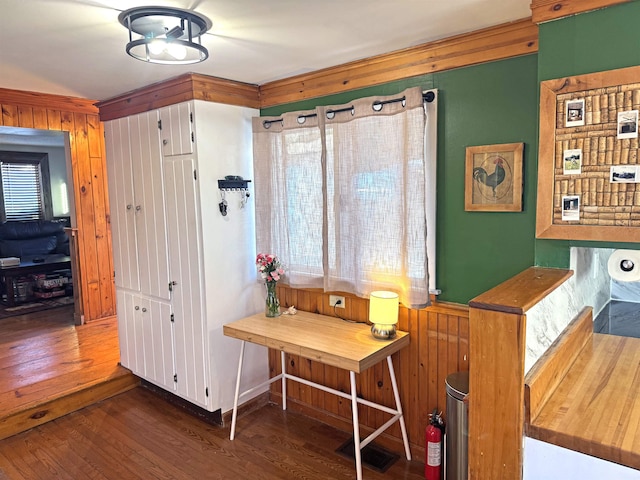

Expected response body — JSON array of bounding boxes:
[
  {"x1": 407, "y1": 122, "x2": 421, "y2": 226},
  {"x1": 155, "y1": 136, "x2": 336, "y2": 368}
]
[{"x1": 372, "y1": 101, "x2": 383, "y2": 112}]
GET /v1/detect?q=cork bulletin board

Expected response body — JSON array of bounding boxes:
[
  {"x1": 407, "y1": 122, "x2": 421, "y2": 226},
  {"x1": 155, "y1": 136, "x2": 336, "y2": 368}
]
[{"x1": 536, "y1": 65, "x2": 640, "y2": 242}]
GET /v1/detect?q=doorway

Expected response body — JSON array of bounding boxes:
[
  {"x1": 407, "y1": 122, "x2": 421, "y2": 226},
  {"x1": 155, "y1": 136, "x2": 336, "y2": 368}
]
[{"x1": 0, "y1": 127, "x2": 77, "y2": 319}]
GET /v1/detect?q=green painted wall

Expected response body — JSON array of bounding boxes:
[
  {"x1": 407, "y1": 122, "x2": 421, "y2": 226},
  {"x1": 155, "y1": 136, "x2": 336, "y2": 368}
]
[
  {"x1": 262, "y1": 54, "x2": 539, "y2": 304},
  {"x1": 535, "y1": 1, "x2": 640, "y2": 268}
]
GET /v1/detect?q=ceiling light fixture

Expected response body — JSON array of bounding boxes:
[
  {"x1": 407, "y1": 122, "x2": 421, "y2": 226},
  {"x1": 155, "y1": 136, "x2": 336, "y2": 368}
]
[{"x1": 118, "y1": 6, "x2": 212, "y2": 65}]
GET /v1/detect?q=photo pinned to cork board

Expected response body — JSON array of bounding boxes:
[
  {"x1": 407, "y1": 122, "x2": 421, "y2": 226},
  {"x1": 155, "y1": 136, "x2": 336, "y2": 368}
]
[{"x1": 465, "y1": 142, "x2": 524, "y2": 212}]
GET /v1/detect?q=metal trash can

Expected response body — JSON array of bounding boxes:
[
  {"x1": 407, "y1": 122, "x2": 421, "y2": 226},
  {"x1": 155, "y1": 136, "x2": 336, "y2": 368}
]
[{"x1": 445, "y1": 371, "x2": 469, "y2": 480}]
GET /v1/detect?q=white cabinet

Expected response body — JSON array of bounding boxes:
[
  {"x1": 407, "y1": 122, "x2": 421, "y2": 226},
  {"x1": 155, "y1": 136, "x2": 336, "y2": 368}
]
[
  {"x1": 159, "y1": 102, "x2": 194, "y2": 156},
  {"x1": 106, "y1": 99, "x2": 268, "y2": 414},
  {"x1": 116, "y1": 290, "x2": 174, "y2": 392},
  {"x1": 105, "y1": 110, "x2": 175, "y2": 396},
  {"x1": 164, "y1": 155, "x2": 208, "y2": 408},
  {"x1": 104, "y1": 110, "x2": 170, "y2": 299}
]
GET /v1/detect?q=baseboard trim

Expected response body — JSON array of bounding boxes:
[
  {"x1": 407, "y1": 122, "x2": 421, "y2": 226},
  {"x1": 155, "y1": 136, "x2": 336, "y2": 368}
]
[
  {"x1": 140, "y1": 380, "x2": 223, "y2": 427},
  {"x1": 221, "y1": 391, "x2": 271, "y2": 427}
]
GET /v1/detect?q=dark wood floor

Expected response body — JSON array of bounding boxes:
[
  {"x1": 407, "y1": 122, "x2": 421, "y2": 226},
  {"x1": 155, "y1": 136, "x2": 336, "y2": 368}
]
[
  {"x1": 0, "y1": 306, "x2": 424, "y2": 479},
  {"x1": 0, "y1": 387, "x2": 424, "y2": 479}
]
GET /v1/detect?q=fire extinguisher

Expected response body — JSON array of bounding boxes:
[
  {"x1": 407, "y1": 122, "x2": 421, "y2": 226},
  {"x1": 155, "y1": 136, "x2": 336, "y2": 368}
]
[{"x1": 425, "y1": 409, "x2": 444, "y2": 480}]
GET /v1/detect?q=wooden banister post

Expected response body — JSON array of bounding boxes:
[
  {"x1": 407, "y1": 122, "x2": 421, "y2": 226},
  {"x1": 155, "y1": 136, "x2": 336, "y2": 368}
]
[{"x1": 467, "y1": 267, "x2": 573, "y2": 480}]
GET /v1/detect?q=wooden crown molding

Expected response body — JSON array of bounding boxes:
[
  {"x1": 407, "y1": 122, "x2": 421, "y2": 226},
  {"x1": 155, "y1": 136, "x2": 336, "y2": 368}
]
[
  {"x1": 97, "y1": 17, "x2": 538, "y2": 117},
  {"x1": 530, "y1": 0, "x2": 632, "y2": 24},
  {"x1": 258, "y1": 18, "x2": 538, "y2": 108},
  {"x1": 97, "y1": 73, "x2": 260, "y2": 121},
  {"x1": 0, "y1": 87, "x2": 98, "y2": 115}
]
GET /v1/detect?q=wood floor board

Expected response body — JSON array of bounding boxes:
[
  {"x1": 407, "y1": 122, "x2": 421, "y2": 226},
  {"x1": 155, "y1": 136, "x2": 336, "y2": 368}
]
[
  {"x1": 0, "y1": 387, "x2": 425, "y2": 479},
  {"x1": 0, "y1": 300, "x2": 424, "y2": 478},
  {"x1": 0, "y1": 305, "x2": 138, "y2": 440}
]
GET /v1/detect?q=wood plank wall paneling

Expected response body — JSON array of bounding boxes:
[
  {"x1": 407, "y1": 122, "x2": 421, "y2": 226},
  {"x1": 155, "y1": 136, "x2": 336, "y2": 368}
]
[
  {"x1": 258, "y1": 18, "x2": 538, "y2": 108},
  {"x1": 0, "y1": 88, "x2": 116, "y2": 322},
  {"x1": 269, "y1": 285, "x2": 469, "y2": 459},
  {"x1": 530, "y1": 0, "x2": 632, "y2": 24}
]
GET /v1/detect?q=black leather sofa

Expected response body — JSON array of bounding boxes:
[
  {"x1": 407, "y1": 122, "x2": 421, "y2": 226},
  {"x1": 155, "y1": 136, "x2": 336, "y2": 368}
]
[{"x1": 0, "y1": 220, "x2": 70, "y2": 259}]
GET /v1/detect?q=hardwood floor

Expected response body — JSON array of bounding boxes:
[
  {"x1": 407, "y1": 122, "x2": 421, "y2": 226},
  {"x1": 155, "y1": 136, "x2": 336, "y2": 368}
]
[
  {"x1": 0, "y1": 306, "x2": 137, "y2": 439},
  {"x1": 0, "y1": 306, "x2": 424, "y2": 478},
  {"x1": 0, "y1": 387, "x2": 425, "y2": 479}
]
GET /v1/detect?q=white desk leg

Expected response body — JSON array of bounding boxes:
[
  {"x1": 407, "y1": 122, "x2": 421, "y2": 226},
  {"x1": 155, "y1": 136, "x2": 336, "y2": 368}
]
[
  {"x1": 229, "y1": 340, "x2": 246, "y2": 441},
  {"x1": 349, "y1": 371, "x2": 363, "y2": 480},
  {"x1": 281, "y1": 350, "x2": 287, "y2": 411},
  {"x1": 387, "y1": 355, "x2": 412, "y2": 460}
]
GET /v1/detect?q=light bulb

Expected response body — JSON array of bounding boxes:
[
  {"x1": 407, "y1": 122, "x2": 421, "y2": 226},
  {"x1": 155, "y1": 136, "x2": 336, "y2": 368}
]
[
  {"x1": 167, "y1": 43, "x2": 187, "y2": 60},
  {"x1": 148, "y1": 39, "x2": 166, "y2": 55}
]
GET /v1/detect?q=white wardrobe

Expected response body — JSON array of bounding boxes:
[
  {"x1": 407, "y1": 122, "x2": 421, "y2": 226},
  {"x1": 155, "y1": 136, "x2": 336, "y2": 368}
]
[{"x1": 104, "y1": 99, "x2": 268, "y2": 413}]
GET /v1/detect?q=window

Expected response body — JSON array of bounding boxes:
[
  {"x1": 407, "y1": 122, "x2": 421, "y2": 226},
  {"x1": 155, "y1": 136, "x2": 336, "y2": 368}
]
[
  {"x1": 253, "y1": 87, "x2": 435, "y2": 308},
  {"x1": 0, "y1": 151, "x2": 53, "y2": 222}
]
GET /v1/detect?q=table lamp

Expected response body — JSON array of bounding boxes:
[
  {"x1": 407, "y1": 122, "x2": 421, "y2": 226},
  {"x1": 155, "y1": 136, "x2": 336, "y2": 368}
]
[{"x1": 369, "y1": 291, "x2": 399, "y2": 339}]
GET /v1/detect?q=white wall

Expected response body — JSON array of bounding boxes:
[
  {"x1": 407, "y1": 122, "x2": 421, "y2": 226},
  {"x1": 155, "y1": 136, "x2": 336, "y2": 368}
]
[
  {"x1": 525, "y1": 247, "x2": 612, "y2": 373},
  {"x1": 193, "y1": 100, "x2": 269, "y2": 413},
  {"x1": 524, "y1": 438, "x2": 640, "y2": 479}
]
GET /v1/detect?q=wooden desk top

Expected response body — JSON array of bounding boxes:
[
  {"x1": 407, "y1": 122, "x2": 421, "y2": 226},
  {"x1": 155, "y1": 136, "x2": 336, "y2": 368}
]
[
  {"x1": 223, "y1": 310, "x2": 409, "y2": 373},
  {"x1": 528, "y1": 332, "x2": 640, "y2": 469}
]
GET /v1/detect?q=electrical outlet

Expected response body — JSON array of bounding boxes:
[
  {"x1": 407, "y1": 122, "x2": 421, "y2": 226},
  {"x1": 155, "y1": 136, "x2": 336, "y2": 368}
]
[{"x1": 330, "y1": 295, "x2": 345, "y2": 308}]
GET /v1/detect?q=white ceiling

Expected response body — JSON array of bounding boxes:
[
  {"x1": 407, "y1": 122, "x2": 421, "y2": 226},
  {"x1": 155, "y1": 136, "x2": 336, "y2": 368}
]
[{"x1": 0, "y1": 0, "x2": 531, "y2": 102}]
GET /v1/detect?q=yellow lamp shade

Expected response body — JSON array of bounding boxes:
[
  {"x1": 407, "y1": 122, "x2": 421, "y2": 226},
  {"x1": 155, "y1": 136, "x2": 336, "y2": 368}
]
[{"x1": 369, "y1": 291, "x2": 399, "y2": 327}]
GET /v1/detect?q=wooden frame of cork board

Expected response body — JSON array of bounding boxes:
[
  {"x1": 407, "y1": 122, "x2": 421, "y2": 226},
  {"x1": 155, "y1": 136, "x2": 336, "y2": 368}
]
[{"x1": 536, "y1": 65, "x2": 640, "y2": 242}]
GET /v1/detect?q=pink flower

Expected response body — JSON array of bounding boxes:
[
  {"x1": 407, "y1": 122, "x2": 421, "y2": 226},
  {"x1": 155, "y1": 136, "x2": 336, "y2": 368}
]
[{"x1": 256, "y1": 253, "x2": 284, "y2": 284}]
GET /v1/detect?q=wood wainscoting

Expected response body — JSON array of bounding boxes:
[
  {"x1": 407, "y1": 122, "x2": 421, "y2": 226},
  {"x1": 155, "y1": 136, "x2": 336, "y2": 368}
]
[{"x1": 268, "y1": 285, "x2": 469, "y2": 459}]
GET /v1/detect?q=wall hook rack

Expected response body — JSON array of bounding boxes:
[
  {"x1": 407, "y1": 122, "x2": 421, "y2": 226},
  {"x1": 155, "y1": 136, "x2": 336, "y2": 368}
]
[
  {"x1": 218, "y1": 176, "x2": 252, "y2": 216},
  {"x1": 218, "y1": 176, "x2": 251, "y2": 191}
]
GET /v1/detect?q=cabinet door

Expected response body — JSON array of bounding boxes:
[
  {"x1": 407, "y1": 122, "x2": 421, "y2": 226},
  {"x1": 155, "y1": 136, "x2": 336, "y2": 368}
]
[
  {"x1": 159, "y1": 103, "x2": 194, "y2": 156},
  {"x1": 137, "y1": 296, "x2": 175, "y2": 392},
  {"x1": 163, "y1": 155, "x2": 208, "y2": 408},
  {"x1": 116, "y1": 289, "x2": 144, "y2": 374},
  {"x1": 105, "y1": 118, "x2": 139, "y2": 291},
  {"x1": 116, "y1": 289, "x2": 174, "y2": 390},
  {"x1": 129, "y1": 111, "x2": 171, "y2": 300}
]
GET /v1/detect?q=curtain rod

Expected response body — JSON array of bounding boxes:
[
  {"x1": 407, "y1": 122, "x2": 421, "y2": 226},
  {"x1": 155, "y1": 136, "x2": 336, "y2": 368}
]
[{"x1": 263, "y1": 91, "x2": 435, "y2": 129}]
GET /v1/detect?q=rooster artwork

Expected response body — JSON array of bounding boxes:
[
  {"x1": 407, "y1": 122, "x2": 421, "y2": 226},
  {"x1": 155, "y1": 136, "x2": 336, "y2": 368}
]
[
  {"x1": 472, "y1": 156, "x2": 508, "y2": 199},
  {"x1": 465, "y1": 143, "x2": 523, "y2": 211}
]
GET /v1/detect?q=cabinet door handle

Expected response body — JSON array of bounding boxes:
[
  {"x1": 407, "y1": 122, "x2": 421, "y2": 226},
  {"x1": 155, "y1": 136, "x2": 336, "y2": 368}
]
[
  {"x1": 135, "y1": 205, "x2": 141, "y2": 211},
  {"x1": 135, "y1": 305, "x2": 140, "y2": 310},
  {"x1": 163, "y1": 139, "x2": 168, "y2": 145},
  {"x1": 141, "y1": 308, "x2": 147, "y2": 313},
  {"x1": 126, "y1": 204, "x2": 132, "y2": 210}
]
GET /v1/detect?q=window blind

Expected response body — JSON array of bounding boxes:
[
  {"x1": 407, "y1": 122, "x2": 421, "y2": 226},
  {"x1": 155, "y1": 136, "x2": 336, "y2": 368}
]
[{"x1": 1, "y1": 162, "x2": 43, "y2": 220}]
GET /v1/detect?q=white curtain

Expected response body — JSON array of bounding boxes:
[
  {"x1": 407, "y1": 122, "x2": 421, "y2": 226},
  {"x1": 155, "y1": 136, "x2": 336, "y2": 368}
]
[
  {"x1": 253, "y1": 86, "x2": 430, "y2": 308},
  {"x1": 253, "y1": 109, "x2": 324, "y2": 288}
]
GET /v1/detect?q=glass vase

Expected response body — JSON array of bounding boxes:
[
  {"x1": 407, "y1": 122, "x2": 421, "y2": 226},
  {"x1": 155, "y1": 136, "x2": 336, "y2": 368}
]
[{"x1": 264, "y1": 281, "x2": 281, "y2": 317}]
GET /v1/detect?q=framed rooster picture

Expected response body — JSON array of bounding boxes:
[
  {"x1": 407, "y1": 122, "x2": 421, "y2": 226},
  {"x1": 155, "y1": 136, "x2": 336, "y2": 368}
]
[{"x1": 465, "y1": 142, "x2": 524, "y2": 212}]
